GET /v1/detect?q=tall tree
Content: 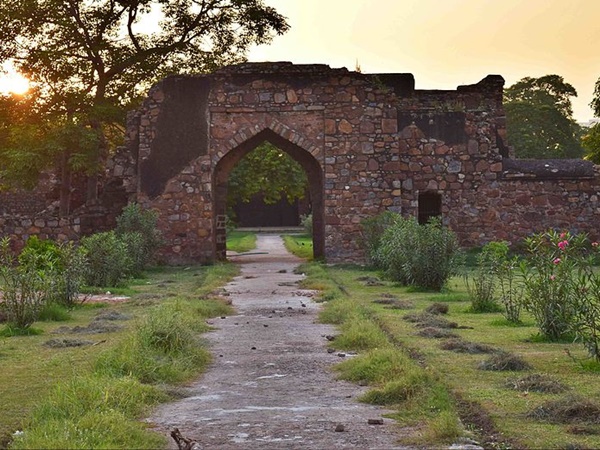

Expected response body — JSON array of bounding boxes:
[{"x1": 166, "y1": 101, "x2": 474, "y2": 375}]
[
  {"x1": 0, "y1": 0, "x2": 289, "y2": 200},
  {"x1": 227, "y1": 142, "x2": 308, "y2": 209},
  {"x1": 504, "y1": 75, "x2": 583, "y2": 159},
  {"x1": 583, "y1": 77, "x2": 600, "y2": 164}
]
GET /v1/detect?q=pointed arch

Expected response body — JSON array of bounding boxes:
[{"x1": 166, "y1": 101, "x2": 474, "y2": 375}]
[{"x1": 213, "y1": 128, "x2": 324, "y2": 260}]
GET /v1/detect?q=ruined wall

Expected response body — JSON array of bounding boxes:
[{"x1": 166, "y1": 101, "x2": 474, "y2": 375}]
[{"x1": 1, "y1": 62, "x2": 598, "y2": 262}]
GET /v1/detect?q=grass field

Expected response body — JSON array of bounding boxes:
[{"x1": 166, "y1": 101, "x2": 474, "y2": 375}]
[
  {"x1": 282, "y1": 234, "x2": 313, "y2": 260},
  {"x1": 0, "y1": 263, "x2": 237, "y2": 449},
  {"x1": 226, "y1": 230, "x2": 257, "y2": 253},
  {"x1": 299, "y1": 262, "x2": 600, "y2": 449}
]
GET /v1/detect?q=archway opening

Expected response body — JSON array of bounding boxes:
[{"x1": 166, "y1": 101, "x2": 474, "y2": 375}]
[
  {"x1": 213, "y1": 129, "x2": 324, "y2": 260},
  {"x1": 228, "y1": 141, "x2": 309, "y2": 228}
]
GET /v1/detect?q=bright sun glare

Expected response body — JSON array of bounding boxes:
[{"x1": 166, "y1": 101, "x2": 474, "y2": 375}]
[{"x1": 0, "y1": 73, "x2": 30, "y2": 95}]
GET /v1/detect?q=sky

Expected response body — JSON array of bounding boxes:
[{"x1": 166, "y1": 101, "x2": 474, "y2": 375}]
[
  {"x1": 1, "y1": 0, "x2": 598, "y2": 122},
  {"x1": 247, "y1": 0, "x2": 600, "y2": 122}
]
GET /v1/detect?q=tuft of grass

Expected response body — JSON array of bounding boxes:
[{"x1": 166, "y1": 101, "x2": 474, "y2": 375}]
[
  {"x1": 226, "y1": 231, "x2": 257, "y2": 253},
  {"x1": 282, "y1": 234, "x2": 313, "y2": 260},
  {"x1": 0, "y1": 325, "x2": 43, "y2": 336},
  {"x1": 360, "y1": 369, "x2": 433, "y2": 405},
  {"x1": 417, "y1": 327, "x2": 459, "y2": 339},
  {"x1": 11, "y1": 375, "x2": 166, "y2": 450},
  {"x1": 335, "y1": 347, "x2": 411, "y2": 384},
  {"x1": 334, "y1": 314, "x2": 389, "y2": 351},
  {"x1": 421, "y1": 410, "x2": 463, "y2": 443},
  {"x1": 95, "y1": 304, "x2": 212, "y2": 384},
  {"x1": 38, "y1": 303, "x2": 73, "y2": 322}
]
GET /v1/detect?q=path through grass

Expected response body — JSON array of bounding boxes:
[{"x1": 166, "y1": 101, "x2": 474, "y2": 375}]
[{"x1": 303, "y1": 262, "x2": 600, "y2": 449}]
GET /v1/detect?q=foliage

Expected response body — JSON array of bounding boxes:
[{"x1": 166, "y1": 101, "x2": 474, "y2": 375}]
[
  {"x1": 495, "y1": 250, "x2": 524, "y2": 324},
  {"x1": 0, "y1": 237, "x2": 51, "y2": 329},
  {"x1": 227, "y1": 141, "x2": 308, "y2": 207},
  {"x1": 521, "y1": 231, "x2": 586, "y2": 341},
  {"x1": 360, "y1": 211, "x2": 400, "y2": 266},
  {"x1": 582, "y1": 122, "x2": 600, "y2": 164},
  {"x1": 591, "y1": 77, "x2": 600, "y2": 118},
  {"x1": 115, "y1": 203, "x2": 162, "y2": 273},
  {"x1": 0, "y1": 0, "x2": 289, "y2": 194},
  {"x1": 377, "y1": 216, "x2": 459, "y2": 291},
  {"x1": 25, "y1": 237, "x2": 88, "y2": 308},
  {"x1": 301, "y1": 213, "x2": 313, "y2": 236},
  {"x1": 504, "y1": 75, "x2": 583, "y2": 159},
  {"x1": 80, "y1": 231, "x2": 132, "y2": 287},
  {"x1": 464, "y1": 243, "x2": 501, "y2": 313}
]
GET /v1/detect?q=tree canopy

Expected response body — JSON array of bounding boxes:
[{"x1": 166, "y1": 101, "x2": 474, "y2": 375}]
[
  {"x1": 0, "y1": 0, "x2": 289, "y2": 203},
  {"x1": 504, "y1": 75, "x2": 583, "y2": 159},
  {"x1": 227, "y1": 142, "x2": 308, "y2": 208}
]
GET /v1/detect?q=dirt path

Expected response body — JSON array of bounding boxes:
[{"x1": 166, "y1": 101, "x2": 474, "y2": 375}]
[{"x1": 148, "y1": 234, "x2": 405, "y2": 449}]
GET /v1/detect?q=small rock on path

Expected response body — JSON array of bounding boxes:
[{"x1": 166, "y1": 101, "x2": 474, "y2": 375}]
[{"x1": 147, "y1": 234, "x2": 406, "y2": 449}]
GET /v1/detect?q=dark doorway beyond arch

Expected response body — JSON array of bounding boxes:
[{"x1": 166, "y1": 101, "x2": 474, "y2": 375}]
[
  {"x1": 213, "y1": 128, "x2": 324, "y2": 260},
  {"x1": 418, "y1": 192, "x2": 442, "y2": 224}
]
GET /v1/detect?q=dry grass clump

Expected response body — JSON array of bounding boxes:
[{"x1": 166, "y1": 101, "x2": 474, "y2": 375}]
[
  {"x1": 43, "y1": 338, "x2": 95, "y2": 348},
  {"x1": 404, "y1": 312, "x2": 458, "y2": 329},
  {"x1": 478, "y1": 351, "x2": 531, "y2": 371},
  {"x1": 506, "y1": 373, "x2": 569, "y2": 394},
  {"x1": 425, "y1": 302, "x2": 449, "y2": 315},
  {"x1": 416, "y1": 327, "x2": 459, "y2": 339},
  {"x1": 356, "y1": 276, "x2": 384, "y2": 286},
  {"x1": 373, "y1": 297, "x2": 415, "y2": 310},
  {"x1": 527, "y1": 395, "x2": 600, "y2": 424},
  {"x1": 440, "y1": 338, "x2": 497, "y2": 354}
]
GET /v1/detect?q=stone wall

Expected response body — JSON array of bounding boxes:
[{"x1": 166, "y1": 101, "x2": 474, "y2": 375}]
[{"x1": 1, "y1": 61, "x2": 598, "y2": 263}]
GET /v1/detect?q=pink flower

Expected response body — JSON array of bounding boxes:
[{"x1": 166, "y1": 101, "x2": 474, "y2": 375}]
[
  {"x1": 558, "y1": 240, "x2": 569, "y2": 250},
  {"x1": 592, "y1": 242, "x2": 599, "y2": 248},
  {"x1": 560, "y1": 232, "x2": 567, "y2": 239},
  {"x1": 550, "y1": 275, "x2": 556, "y2": 281},
  {"x1": 553, "y1": 258, "x2": 561, "y2": 264}
]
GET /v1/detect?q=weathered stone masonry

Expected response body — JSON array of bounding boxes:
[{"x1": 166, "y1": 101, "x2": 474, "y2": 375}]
[{"x1": 1, "y1": 62, "x2": 599, "y2": 262}]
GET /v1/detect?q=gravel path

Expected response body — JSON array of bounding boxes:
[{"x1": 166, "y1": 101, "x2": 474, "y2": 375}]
[{"x1": 147, "y1": 234, "x2": 405, "y2": 449}]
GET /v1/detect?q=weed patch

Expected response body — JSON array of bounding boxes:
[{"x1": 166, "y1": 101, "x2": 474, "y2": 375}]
[{"x1": 334, "y1": 347, "x2": 411, "y2": 384}]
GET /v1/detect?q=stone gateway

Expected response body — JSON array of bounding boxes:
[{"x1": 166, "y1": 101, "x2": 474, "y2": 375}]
[{"x1": 2, "y1": 62, "x2": 599, "y2": 263}]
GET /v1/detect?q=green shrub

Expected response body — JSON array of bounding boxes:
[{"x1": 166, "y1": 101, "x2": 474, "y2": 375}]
[
  {"x1": 521, "y1": 230, "x2": 584, "y2": 341},
  {"x1": 0, "y1": 237, "x2": 51, "y2": 329},
  {"x1": 360, "y1": 211, "x2": 400, "y2": 266},
  {"x1": 17, "y1": 238, "x2": 88, "y2": 308},
  {"x1": 116, "y1": 203, "x2": 162, "y2": 270},
  {"x1": 80, "y1": 231, "x2": 132, "y2": 287},
  {"x1": 464, "y1": 242, "x2": 504, "y2": 313},
  {"x1": 378, "y1": 217, "x2": 459, "y2": 291},
  {"x1": 300, "y1": 213, "x2": 313, "y2": 235}
]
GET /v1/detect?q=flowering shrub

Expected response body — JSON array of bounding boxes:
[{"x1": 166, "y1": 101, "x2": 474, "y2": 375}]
[{"x1": 521, "y1": 230, "x2": 587, "y2": 341}]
